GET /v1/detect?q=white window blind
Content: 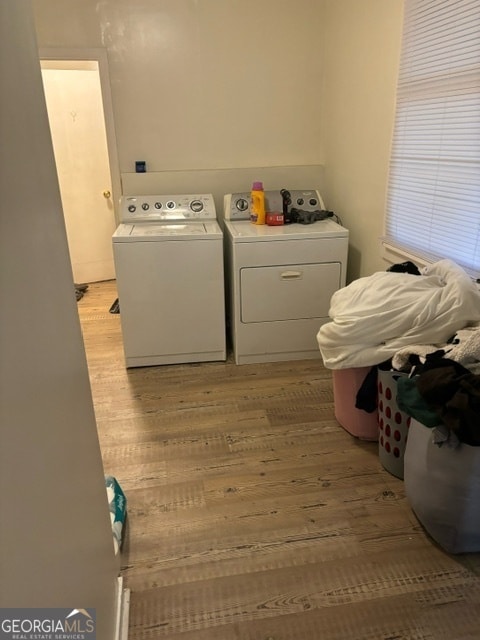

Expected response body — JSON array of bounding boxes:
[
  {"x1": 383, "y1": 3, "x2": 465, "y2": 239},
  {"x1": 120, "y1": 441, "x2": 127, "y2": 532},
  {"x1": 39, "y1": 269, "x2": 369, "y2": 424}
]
[{"x1": 384, "y1": 0, "x2": 480, "y2": 277}]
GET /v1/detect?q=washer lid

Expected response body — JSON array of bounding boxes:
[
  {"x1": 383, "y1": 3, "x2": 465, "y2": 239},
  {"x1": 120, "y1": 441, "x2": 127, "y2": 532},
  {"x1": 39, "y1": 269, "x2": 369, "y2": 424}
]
[
  {"x1": 113, "y1": 221, "x2": 222, "y2": 241},
  {"x1": 225, "y1": 218, "x2": 349, "y2": 242}
]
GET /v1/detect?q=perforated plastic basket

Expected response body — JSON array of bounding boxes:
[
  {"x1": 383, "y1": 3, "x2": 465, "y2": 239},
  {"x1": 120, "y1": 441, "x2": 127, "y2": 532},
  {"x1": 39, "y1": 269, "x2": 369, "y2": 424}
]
[{"x1": 377, "y1": 368, "x2": 411, "y2": 479}]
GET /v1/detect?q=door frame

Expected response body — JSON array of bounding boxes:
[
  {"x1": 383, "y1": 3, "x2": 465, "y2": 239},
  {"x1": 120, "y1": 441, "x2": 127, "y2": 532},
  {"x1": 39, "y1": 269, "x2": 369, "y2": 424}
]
[{"x1": 39, "y1": 47, "x2": 122, "y2": 227}]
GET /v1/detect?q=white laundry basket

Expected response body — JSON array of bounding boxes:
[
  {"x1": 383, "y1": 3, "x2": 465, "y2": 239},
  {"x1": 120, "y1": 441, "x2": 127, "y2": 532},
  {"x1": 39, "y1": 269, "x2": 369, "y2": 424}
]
[{"x1": 404, "y1": 419, "x2": 480, "y2": 553}]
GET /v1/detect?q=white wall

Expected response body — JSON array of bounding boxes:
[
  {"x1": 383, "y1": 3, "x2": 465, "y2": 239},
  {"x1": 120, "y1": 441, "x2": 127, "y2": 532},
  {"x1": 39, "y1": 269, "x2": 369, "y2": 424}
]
[
  {"x1": 33, "y1": 0, "x2": 404, "y2": 280},
  {"x1": 33, "y1": 0, "x2": 327, "y2": 172},
  {"x1": 0, "y1": 2, "x2": 118, "y2": 634},
  {"x1": 322, "y1": 0, "x2": 404, "y2": 279}
]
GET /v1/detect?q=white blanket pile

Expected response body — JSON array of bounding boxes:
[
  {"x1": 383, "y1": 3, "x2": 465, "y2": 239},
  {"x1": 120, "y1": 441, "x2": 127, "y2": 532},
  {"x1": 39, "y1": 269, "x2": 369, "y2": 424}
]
[{"x1": 317, "y1": 259, "x2": 480, "y2": 370}]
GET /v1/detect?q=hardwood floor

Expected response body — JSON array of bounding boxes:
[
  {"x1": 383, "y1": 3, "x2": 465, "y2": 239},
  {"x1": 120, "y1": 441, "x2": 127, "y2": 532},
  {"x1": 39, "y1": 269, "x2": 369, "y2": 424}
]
[{"x1": 78, "y1": 280, "x2": 480, "y2": 640}]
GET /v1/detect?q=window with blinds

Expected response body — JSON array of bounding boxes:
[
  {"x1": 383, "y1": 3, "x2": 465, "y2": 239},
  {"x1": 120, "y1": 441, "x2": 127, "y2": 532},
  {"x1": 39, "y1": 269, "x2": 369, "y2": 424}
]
[{"x1": 384, "y1": 0, "x2": 480, "y2": 277}]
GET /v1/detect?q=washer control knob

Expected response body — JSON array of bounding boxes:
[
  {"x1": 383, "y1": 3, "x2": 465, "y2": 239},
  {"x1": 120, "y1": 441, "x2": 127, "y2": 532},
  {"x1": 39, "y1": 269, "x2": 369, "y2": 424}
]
[
  {"x1": 142, "y1": 203, "x2": 150, "y2": 210},
  {"x1": 236, "y1": 198, "x2": 249, "y2": 212},
  {"x1": 309, "y1": 198, "x2": 318, "y2": 206},
  {"x1": 190, "y1": 199, "x2": 204, "y2": 213},
  {"x1": 154, "y1": 202, "x2": 162, "y2": 209},
  {"x1": 128, "y1": 204, "x2": 136, "y2": 213},
  {"x1": 166, "y1": 201, "x2": 176, "y2": 209},
  {"x1": 297, "y1": 198, "x2": 304, "y2": 206}
]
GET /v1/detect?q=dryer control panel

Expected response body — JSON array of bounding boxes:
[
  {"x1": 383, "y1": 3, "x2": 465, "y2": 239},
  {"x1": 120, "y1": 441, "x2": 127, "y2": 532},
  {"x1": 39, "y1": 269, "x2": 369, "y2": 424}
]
[
  {"x1": 120, "y1": 193, "x2": 216, "y2": 223},
  {"x1": 224, "y1": 189, "x2": 325, "y2": 221}
]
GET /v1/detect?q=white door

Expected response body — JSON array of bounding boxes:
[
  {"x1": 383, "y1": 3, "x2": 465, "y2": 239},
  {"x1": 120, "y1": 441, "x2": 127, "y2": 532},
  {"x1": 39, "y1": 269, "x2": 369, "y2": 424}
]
[{"x1": 41, "y1": 61, "x2": 117, "y2": 284}]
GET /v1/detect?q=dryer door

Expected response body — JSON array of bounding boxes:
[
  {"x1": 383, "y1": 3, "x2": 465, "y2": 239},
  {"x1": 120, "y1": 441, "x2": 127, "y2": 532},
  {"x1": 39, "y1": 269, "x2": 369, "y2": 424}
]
[{"x1": 240, "y1": 262, "x2": 341, "y2": 323}]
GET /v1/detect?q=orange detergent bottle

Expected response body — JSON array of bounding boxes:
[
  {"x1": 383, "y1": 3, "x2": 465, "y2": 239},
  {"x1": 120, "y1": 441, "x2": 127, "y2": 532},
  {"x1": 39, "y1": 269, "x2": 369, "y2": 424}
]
[{"x1": 250, "y1": 181, "x2": 266, "y2": 225}]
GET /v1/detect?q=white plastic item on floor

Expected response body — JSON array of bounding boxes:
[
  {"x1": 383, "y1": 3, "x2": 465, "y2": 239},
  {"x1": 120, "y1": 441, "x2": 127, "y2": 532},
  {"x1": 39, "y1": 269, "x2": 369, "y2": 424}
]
[
  {"x1": 332, "y1": 367, "x2": 378, "y2": 441},
  {"x1": 404, "y1": 419, "x2": 480, "y2": 553}
]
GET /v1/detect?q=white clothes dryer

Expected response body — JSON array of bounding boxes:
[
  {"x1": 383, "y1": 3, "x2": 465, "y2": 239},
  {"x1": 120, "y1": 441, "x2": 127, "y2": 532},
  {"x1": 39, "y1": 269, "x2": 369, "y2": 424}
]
[
  {"x1": 112, "y1": 194, "x2": 226, "y2": 367},
  {"x1": 224, "y1": 189, "x2": 349, "y2": 365}
]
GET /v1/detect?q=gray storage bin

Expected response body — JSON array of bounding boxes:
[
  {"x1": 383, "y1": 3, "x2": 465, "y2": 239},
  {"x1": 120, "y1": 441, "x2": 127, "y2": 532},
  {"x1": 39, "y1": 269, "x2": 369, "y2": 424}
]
[{"x1": 404, "y1": 418, "x2": 480, "y2": 553}]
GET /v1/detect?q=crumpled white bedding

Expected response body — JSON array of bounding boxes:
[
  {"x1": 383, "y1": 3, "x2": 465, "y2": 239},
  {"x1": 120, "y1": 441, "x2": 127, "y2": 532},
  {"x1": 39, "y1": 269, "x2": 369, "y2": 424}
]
[{"x1": 317, "y1": 259, "x2": 480, "y2": 370}]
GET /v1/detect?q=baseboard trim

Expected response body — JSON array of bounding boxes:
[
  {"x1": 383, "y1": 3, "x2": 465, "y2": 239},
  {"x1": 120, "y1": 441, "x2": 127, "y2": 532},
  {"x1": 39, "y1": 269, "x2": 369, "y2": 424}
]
[{"x1": 114, "y1": 576, "x2": 131, "y2": 640}]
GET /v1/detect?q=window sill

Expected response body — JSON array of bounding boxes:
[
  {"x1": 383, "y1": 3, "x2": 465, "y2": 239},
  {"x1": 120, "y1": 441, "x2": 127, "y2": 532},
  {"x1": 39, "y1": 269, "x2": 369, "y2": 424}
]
[{"x1": 381, "y1": 239, "x2": 480, "y2": 290}]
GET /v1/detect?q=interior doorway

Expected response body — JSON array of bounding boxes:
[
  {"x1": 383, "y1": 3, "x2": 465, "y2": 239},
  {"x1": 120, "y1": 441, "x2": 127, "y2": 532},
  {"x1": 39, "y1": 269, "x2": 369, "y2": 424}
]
[{"x1": 40, "y1": 51, "x2": 120, "y2": 284}]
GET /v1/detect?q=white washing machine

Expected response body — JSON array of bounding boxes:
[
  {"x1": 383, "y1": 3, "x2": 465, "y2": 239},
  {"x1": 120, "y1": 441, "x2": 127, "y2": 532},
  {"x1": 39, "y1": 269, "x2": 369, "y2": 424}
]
[
  {"x1": 112, "y1": 194, "x2": 226, "y2": 367},
  {"x1": 224, "y1": 189, "x2": 349, "y2": 365}
]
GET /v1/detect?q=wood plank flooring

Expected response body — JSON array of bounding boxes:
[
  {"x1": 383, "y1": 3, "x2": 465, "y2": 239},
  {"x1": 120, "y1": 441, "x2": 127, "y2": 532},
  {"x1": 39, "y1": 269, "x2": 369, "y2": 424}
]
[{"x1": 78, "y1": 280, "x2": 480, "y2": 640}]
